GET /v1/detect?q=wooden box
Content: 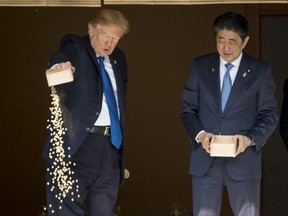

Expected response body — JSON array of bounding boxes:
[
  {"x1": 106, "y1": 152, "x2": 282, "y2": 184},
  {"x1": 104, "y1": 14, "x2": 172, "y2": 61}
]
[
  {"x1": 210, "y1": 135, "x2": 237, "y2": 157},
  {"x1": 46, "y1": 65, "x2": 73, "y2": 87}
]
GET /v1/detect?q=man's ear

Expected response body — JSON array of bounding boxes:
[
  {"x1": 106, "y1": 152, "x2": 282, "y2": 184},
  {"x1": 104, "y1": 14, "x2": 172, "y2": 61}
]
[{"x1": 88, "y1": 23, "x2": 94, "y2": 37}]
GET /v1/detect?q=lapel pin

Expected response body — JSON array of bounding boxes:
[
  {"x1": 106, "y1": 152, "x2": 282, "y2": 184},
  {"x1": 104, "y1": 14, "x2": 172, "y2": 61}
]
[
  {"x1": 114, "y1": 60, "x2": 117, "y2": 64},
  {"x1": 242, "y1": 69, "x2": 251, "y2": 77},
  {"x1": 211, "y1": 67, "x2": 215, "y2": 72}
]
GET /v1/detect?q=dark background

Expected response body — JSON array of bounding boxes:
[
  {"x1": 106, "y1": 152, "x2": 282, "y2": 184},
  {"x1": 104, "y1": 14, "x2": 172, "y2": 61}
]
[{"x1": 0, "y1": 3, "x2": 287, "y2": 215}]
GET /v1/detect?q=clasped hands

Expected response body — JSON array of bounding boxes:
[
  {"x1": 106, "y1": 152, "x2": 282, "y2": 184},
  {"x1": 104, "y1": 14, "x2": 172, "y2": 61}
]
[{"x1": 198, "y1": 132, "x2": 251, "y2": 157}]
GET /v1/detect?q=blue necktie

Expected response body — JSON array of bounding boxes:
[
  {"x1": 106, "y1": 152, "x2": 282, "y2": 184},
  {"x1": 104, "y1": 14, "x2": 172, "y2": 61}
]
[
  {"x1": 98, "y1": 56, "x2": 122, "y2": 149},
  {"x1": 221, "y1": 63, "x2": 234, "y2": 112}
]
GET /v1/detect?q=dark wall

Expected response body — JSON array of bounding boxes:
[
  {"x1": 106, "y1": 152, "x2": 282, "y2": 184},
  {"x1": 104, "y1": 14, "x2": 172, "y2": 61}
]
[
  {"x1": 261, "y1": 15, "x2": 288, "y2": 216},
  {"x1": 0, "y1": 4, "x2": 287, "y2": 215}
]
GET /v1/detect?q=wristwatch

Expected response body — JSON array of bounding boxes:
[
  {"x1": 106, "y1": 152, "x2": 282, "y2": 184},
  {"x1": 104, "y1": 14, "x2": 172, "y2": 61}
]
[{"x1": 248, "y1": 137, "x2": 256, "y2": 146}]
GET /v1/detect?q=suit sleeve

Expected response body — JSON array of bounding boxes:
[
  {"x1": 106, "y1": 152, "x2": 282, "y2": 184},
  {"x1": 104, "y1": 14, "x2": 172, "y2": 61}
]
[
  {"x1": 280, "y1": 79, "x2": 288, "y2": 150},
  {"x1": 47, "y1": 35, "x2": 82, "y2": 94},
  {"x1": 180, "y1": 59, "x2": 203, "y2": 146},
  {"x1": 245, "y1": 64, "x2": 279, "y2": 151},
  {"x1": 48, "y1": 34, "x2": 80, "y2": 67}
]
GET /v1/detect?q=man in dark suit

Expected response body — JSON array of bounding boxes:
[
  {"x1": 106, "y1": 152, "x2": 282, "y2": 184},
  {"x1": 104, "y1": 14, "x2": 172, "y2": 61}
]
[
  {"x1": 280, "y1": 79, "x2": 288, "y2": 150},
  {"x1": 180, "y1": 12, "x2": 278, "y2": 216},
  {"x1": 42, "y1": 9, "x2": 129, "y2": 216}
]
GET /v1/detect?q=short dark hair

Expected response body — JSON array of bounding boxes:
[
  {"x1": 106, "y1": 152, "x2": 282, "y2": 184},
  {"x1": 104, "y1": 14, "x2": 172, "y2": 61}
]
[{"x1": 213, "y1": 12, "x2": 248, "y2": 41}]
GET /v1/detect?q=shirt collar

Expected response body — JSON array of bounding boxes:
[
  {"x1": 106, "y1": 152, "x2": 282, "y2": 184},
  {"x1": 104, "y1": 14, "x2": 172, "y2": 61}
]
[{"x1": 220, "y1": 52, "x2": 243, "y2": 68}]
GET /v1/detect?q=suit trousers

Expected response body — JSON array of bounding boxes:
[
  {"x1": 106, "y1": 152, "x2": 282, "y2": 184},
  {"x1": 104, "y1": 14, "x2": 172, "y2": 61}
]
[
  {"x1": 192, "y1": 158, "x2": 260, "y2": 216},
  {"x1": 46, "y1": 133, "x2": 121, "y2": 216}
]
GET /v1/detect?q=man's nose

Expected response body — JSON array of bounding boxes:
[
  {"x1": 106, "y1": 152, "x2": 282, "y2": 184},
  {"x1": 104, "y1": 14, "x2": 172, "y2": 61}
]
[
  {"x1": 105, "y1": 38, "x2": 113, "y2": 47},
  {"x1": 224, "y1": 42, "x2": 230, "y2": 50}
]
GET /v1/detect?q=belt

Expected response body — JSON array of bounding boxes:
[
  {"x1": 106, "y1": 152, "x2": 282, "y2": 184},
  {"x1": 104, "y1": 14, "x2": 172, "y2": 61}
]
[{"x1": 89, "y1": 126, "x2": 111, "y2": 136}]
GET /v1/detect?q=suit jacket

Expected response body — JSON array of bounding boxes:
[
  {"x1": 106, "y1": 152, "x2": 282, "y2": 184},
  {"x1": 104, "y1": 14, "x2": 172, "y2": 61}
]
[
  {"x1": 181, "y1": 52, "x2": 279, "y2": 181},
  {"x1": 42, "y1": 34, "x2": 128, "y2": 182},
  {"x1": 280, "y1": 79, "x2": 288, "y2": 150}
]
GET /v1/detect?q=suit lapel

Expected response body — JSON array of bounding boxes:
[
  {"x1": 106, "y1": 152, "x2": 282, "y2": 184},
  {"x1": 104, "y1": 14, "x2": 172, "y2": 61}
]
[
  {"x1": 208, "y1": 54, "x2": 222, "y2": 113},
  {"x1": 83, "y1": 35, "x2": 103, "y2": 108},
  {"x1": 109, "y1": 54, "x2": 125, "y2": 122},
  {"x1": 84, "y1": 36, "x2": 101, "y2": 71},
  {"x1": 223, "y1": 53, "x2": 254, "y2": 113}
]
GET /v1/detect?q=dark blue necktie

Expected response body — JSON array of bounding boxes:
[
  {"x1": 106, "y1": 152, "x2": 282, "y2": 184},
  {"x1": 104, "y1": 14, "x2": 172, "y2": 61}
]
[
  {"x1": 98, "y1": 56, "x2": 122, "y2": 149},
  {"x1": 221, "y1": 63, "x2": 234, "y2": 112}
]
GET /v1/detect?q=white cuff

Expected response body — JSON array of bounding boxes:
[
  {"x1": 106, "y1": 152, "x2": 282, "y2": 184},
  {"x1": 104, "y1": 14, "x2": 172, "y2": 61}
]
[{"x1": 195, "y1": 130, "x2": 205, "y2": 143}]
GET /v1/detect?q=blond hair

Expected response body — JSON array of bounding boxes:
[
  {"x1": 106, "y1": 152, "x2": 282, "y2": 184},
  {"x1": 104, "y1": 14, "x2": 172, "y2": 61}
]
[{"x1": 89, "y1": 9, "x2": 130, "y2": 36}]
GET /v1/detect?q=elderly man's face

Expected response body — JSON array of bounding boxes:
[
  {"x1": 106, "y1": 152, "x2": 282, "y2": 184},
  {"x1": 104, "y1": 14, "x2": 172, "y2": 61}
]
[
  {"x1": 88, "y1": 24, "x2": 122, "y2": 57},
  {"x1": 216, "y1": 29, "x2": 249, "y2": 63}
]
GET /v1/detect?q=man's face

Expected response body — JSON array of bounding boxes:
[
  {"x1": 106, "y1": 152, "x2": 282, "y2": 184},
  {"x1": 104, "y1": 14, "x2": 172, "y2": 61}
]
[
  {"x1": 88, "y1": 24, "x2": 122, "y2": 57},
  {"x1": 216, "y1": 29, "x2": 249, "y2": 62}
]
